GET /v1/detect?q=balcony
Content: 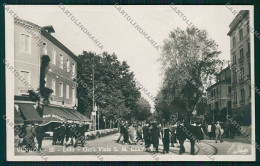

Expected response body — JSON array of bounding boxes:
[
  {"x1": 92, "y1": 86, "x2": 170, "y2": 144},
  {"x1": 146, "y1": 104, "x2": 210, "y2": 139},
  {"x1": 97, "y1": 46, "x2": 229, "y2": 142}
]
[
  {"x1": 239, "y1": 76, "x2": 246, "y2": 83},
  {"x1": 232, "y1": 81, "x2": 237, "y2": 87},
  {"x1": 239, "y1": 57, "x2": 244, "y2": 63},
  {"x1": 239, "y1": 99, "x2": 245, "y2": 105}
]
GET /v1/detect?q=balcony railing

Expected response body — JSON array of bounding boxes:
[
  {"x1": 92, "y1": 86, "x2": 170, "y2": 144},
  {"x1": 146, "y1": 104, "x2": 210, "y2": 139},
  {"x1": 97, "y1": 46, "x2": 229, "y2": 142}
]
[
  {"x1": 233, "y1": 101, "x2": 238, "y2": 106},
  {"x1": 239, "y1": 99, "x2": 245, "y2": 105},
  {"x1": 239, "y1": 57, "x2": 244, "y2": 63}
]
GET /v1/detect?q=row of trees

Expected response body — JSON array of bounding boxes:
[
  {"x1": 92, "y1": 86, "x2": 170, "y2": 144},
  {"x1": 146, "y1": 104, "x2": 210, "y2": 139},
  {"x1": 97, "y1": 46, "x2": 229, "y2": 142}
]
[
  {"x1": 77, "y1": 51, "x2": 151, "y2": 122},
  {"x1": 155, "y1": 27, "x2": 225, "y2": 122}
]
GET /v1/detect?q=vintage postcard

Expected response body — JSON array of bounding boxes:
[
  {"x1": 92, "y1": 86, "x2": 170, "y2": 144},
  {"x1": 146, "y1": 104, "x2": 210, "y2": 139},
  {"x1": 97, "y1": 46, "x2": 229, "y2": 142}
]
[{"x1": 4, "y1": 4, "x2": 255, "y2": 161}]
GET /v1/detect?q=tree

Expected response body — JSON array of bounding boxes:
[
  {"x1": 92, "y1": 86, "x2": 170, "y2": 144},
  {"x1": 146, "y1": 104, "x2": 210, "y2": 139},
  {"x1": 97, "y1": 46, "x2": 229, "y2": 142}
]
[
  {"x1": 28, "y1": 55, "x2": 53, "y2": 117},
  {"x1": 77, "y1": 51, "x2": 141, "y2": 120},
  {"x1": 134, "y1": 97, "x2": 152, "y2": 121},
  {"x1": 156, "y1": 27, "x2": 224, "y2": 121}
]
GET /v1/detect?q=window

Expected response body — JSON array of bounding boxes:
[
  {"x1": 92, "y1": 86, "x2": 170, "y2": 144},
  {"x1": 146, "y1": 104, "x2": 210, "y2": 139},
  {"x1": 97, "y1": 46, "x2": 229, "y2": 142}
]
[
  {"x1": 59, "y1": 54, "x2": 63, "y2": 69},
  {"x1": 248, "y1": 62, "x2": 251, "y2": 76},
  {"x1": 52, "y1": 79, "x2": 56, "y2": 95},
  {"x1": 72, "y1": 87, "x2": 75, "y2": 106},
  {"x1": 232, "y1": 36, "x2": 236, "y2": 48},
  {"x1": 249, "y1": 85, "x2": 251, "y2": 97},
  {"x1": 20, "y1": 34, "x2": 30, "y2": 53},
  {"x1": 239, "y1": 28, "x2": 243, "y2": 41},
  {"x1": 233, "y1": 53, "x2": 236, "y2": 64},
  {"x1": 239, "y1": 48, "x2": 244, "y2": 59},
  {"x1": 241, "y1": 88, "x2": 245, "y2": 101},
  {"x1": 44, "y1": 76, "x2": 47, "y2": 86},
  {"x1": 20, "y1": 71, "x2": 30, "y2": 93},
  {"x1": 233, "y1": 72, "x2": 237, "y2": 84},
  {"x1": 72, "y1": 62, "x2": 75, "y2": 76},
  {"x1": 247, "y1": 42, "x2": 250, "y2": 55},
  {"x1": 52, "y1": 49, "x2": 56, "y2": 65},
  {"x1": 234, "y1": 92, "x2": 237, "y2": 103},
  {"x1": 66, "y1": 59, "x2": 70, "y2": 72},
  {"x1": 41, "y1": 41, "x2": 47, "y2": 55},
  {"x1": 247, "y1": 21, "x2": 249, "y2": 33},
  {"x1": 240, "y1": 67, "x2": 244, "y2": 81},
  {"x1": 228, "y1": 86, "x2": 231, "y2": 93},
  {"x1": 66, "y1": 85, "x2": 69, "y2": 99},
  {"x1": 59, "y1": 82, "x2": 63, "y2": 97}
]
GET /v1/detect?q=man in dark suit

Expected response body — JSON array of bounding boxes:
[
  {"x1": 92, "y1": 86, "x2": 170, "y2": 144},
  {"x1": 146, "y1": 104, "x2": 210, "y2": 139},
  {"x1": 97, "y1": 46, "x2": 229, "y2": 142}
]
[
  {"x1": 150, "y1": 123, "x2": 160, "y2": 153},
  {"x1": 74, "y1": 123, "x2": 85, "y2": 147},
  {"x1": 187, "y1": 121, "x2": 197, "y2": 155},
  {"x1": 35, "y1": 124, "x2": 45, "y2": 151},
  {"x1": 142, "y1": 122, "x2": 150, "y2": 150},
  {"x1": 116, "y1": 121, "x2": 124, "y2": 143},
  {"x1": 176, "y1": 120, "x2": 186, "y2": 155},
  {"x1": 59, "y1": 123, "x2": 66, "y2": 145},
  {"x1": 52, "y1": 124, "x2": 60, "y2": 145}
]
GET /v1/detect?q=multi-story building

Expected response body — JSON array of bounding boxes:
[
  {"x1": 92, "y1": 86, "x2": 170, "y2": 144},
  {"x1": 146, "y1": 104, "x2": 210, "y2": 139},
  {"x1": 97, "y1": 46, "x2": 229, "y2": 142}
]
[
  {"x1": 14, "y1": 18, "x2": 90, "y2": 125},
  {"x1": 227, "y1": 10, "x2": 251, "y2": 125},
  {"x1": 207, "y1": 66, "x2": 231, "y2": 122}
]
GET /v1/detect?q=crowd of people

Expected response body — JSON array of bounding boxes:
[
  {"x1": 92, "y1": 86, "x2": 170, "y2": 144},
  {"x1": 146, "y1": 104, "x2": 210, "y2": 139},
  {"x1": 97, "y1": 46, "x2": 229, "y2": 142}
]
[
  {"x1": 15, "y1": 122, "x2": 87, "y2": 153},
  {"x1": 14, "y1": 118, "x2": 237, "y2": 154},
  {"x1": 116, "y1": 119, "x2": 231, "y2": 155}
]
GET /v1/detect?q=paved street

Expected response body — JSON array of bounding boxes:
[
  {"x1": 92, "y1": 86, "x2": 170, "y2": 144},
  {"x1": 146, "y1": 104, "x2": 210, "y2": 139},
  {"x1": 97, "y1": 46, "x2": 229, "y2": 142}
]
[{"x1": 15, "y1": 133, "x2": 251, "y2": 157}]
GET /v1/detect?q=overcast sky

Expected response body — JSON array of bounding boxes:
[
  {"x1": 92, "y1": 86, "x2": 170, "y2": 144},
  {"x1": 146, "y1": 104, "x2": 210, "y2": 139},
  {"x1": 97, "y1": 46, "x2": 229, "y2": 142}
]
[{"x1": 10, "y1": 5, "x2": 253, "y2": 112}]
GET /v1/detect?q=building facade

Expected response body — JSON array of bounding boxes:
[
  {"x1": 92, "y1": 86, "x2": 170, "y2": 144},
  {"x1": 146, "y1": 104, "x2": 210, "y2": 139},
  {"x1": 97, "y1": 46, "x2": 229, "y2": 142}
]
[
  {"x1": 14, "y1": 18, "x2": 78, "y2": 108},
  {"x1": 207, "y1": 66, "x2": 231, "y2": 122},
  {"x1": 227, "y1": 10, "x2": 251, "y2": 125}
]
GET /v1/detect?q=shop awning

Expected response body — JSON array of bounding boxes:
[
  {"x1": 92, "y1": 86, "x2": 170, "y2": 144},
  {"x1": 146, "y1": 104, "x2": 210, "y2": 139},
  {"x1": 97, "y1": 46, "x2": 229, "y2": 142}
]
[
  {"x1": 17, "y1": 103, "x2": 42, "y2": 123},
  {"x1": 63, "y1": 108, "x2": 92, "y2": 124},
  {"x1": 41, "y1": 105, "x2": 92, "y2": 125},
  {"x1": 42, "y1": 106, "x2": 81, "y2": 125},
  {"x1": 14, "y1": 107, "x2": 24, "y2": 125}
]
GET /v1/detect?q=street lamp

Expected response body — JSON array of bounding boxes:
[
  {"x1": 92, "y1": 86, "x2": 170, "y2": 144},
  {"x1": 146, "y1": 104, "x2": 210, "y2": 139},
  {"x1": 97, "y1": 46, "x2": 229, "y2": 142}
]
[
  {"x1": 103, "y1": 116, "x2": 106, "y2": 129},
  {"x1": 92, "y1": 53, "x2": 102, "y2": 131}
]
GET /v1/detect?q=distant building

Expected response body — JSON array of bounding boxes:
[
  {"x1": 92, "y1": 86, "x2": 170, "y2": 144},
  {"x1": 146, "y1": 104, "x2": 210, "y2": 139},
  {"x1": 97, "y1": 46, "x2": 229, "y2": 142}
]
[
  {"x1": 206, "y1": 66, "x2": 231, "y2": 122},
  {"x1": 227, "y1": 10, "x2": 251, "y2": 125}
]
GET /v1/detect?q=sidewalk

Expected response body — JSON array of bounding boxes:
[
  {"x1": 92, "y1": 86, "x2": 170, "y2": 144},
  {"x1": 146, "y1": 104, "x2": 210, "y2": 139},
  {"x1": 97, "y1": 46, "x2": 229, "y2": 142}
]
[{"x1": 222, "y1": 136, "x2": 251, "y2": 144}]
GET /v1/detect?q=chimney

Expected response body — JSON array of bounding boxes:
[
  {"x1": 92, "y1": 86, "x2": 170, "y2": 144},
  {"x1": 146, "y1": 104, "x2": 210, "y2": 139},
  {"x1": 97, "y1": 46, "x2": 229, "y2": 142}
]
[{"x1": 42, "y1": 25, "x2": 55, "y2": 34}]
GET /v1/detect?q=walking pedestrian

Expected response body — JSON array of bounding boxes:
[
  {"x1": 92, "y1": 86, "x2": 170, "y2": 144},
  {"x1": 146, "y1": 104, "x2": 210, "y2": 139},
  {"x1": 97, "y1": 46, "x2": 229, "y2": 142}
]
[
  {"x1": 187, "y1": 121, "x2": 197, "y2": 155},
  {"x1": 136, "y1": 124, "x2": 143, "y2": 143},
  {"x1": 59, "y1": 123, "x2": 66, "y2": 145},
  {"x1": 143, "y1": 122, "x2": 150, "y2": 151},
  {"x1": 176, "y1": 120, "x2": 186, "y2": 155},
  {"x1": 215, "y1": 121, "x2": 223, "y2": 143},
  {"x1": 74, "y1": 123, "x2": 85, "y2": 147},
  {"x1": 116, "y1": 121, "x2": 124, "y2": 143},
  {"x1": 35, "y1": 124, "x2": 45, "y2": 151},
  {"x1": 150, "y1": 122, "x2": 160, "y2": 153},
  {"x1": 122, "y1": 122, "x2": 130, "y2": 144},
  {"x1": 162, "y1": 124, "x2": 170, "y2": 153}
]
